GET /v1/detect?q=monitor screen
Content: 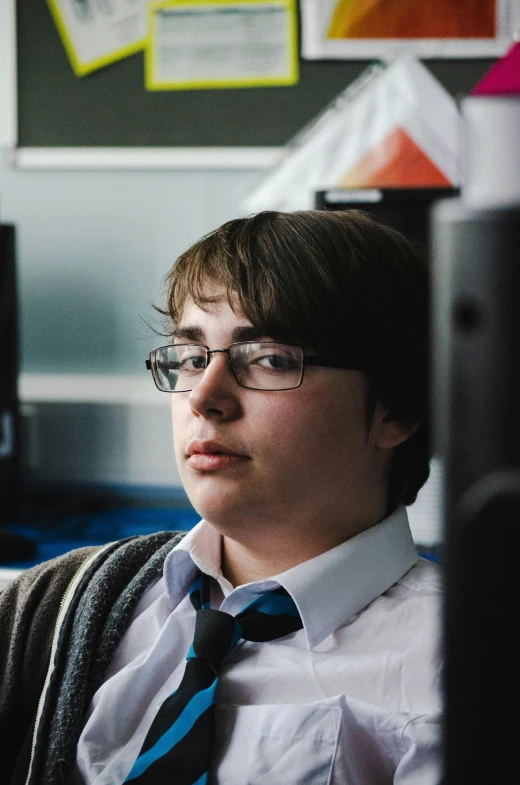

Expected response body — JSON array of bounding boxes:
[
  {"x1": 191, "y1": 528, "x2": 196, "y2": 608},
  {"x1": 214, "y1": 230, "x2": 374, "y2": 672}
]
[{"x1": 315, "y1": 187, "x2": 459, "y2": 255}]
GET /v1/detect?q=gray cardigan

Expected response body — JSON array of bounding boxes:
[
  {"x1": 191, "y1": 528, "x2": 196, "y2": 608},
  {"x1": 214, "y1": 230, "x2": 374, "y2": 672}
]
[{"x1": 0, "y1": 531, "x2": 186, "y2": 785}]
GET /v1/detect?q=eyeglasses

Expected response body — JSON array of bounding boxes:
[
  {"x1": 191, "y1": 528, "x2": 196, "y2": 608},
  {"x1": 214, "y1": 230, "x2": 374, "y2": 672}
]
[{"x1": 146, "y1": 342, "x2": 366, "y2": 392}]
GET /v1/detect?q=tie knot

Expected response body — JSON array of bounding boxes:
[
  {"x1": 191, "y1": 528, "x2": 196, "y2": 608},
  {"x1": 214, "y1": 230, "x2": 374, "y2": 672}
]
[
  {"x1": 190, "y1": 608, "x2": 241, "y2": 673},
  {"x1": 188, "y1": 572, "x2": 303, "y2": 670}
]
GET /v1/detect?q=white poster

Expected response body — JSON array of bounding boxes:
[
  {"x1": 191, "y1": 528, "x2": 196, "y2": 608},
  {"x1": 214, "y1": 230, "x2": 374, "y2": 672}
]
[
  {"x1": 301, "y1": 0, "x2": 520, "y2": 60},
  {"x1": 146, "y1": 0, "x2": 298, "y2": 90},
  {"x1": 244, "y1": 57, "x2": 462, "y2": 213},
  {"x1": 47, "y1": 0, "x2": 150, "y2": 75}
]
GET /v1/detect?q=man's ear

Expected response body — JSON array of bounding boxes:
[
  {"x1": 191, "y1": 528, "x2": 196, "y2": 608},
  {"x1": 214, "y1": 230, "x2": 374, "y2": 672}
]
[{"x1": 371, "y1": 405, "x2": 421, "y2": 450}]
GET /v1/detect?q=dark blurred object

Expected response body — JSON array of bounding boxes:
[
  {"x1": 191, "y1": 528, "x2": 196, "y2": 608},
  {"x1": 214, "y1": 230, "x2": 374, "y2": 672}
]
[
  {"x1": 433, "y1": 82, "x2": 520, "y2": 785},
  {"x1": 0, "y1": 527, "x2": 36, "y2": 563},
  {"x1": 1, "y1": 224, "x2": 24, "y2": 562},
  {"x1": 315, "y1": 187, "x2": 458, "y2": 253},
  {"x1": 433, "y1": 200, "x2": 520, "y2": 785}
]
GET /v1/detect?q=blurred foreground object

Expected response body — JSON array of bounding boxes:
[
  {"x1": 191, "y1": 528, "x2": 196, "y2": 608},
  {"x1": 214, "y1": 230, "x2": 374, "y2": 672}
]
[
  {"x1": 0, "y1": 225, "x2": 19, "y2": 523},
  {"x1": 244, "y1": 56, "x2": 461, "y2": 213},
  {"x1": 0, "y1": 224, "x2": 34, "y2": 563},
  {"x1": 432, "y1": 41, "x2": 520, "y2": 785}
]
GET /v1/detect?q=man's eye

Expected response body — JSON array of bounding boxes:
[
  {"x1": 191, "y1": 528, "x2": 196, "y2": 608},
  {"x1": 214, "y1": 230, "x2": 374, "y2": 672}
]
[
  {"x1": 178, "y1": 355, "x2": 206, "y2": 372},
  {"x1": 253, "y1": 352, "x2": 298, "y2": 371},
  {"x1": 157, "y1": 361, "x2": 181, "y2": 374}
]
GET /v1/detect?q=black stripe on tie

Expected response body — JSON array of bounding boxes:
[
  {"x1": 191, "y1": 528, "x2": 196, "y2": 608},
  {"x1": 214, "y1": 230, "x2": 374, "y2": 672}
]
[
  {"x1": 239, "y1": 611, "x2": 303, "y2": 641},
  {"x1": 270, "y1": 587, "x2": 292, "y2": 596},
  {"x1": 131, "y1": 702, "x2": 214, "y2": 785},
  {"x1": 139, "y1": 659, "x2": 215, "y2": 754}
]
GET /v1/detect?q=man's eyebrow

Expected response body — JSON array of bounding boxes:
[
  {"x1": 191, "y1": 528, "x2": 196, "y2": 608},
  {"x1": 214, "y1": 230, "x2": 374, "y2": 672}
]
[
  {"x1": 171, "y1": 325, "x2": 273, "y2": 344},
  {"x1": 231, "y1": 326, "x2": 272, "y2": 342},
  {"x1": 172, "y1": 326, "x2": 203, "y2": 342}
]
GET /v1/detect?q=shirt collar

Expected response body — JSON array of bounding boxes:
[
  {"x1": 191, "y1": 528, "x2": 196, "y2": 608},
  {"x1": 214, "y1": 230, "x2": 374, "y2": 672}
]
[
  {"x1": 163, "y1": 519, "x2": 233, "y2": 606},
  {"x1": 163, "y1": 505, "x2": 418, "y2": 649}
]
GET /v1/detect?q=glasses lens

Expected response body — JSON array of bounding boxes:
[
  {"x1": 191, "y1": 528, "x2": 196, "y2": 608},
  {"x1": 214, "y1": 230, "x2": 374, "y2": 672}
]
[
  {"x1": 230, "y1": 343, "x2": 303, "y2": 390},
  {"x1": 153, "y1": 345, "x2": 207, "y2": 392}
]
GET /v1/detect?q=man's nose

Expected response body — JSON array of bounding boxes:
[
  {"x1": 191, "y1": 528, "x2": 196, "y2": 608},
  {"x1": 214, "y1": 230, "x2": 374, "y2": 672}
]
[{"x1": 188, "y1": 351, "x2": 241, "y2": 418}]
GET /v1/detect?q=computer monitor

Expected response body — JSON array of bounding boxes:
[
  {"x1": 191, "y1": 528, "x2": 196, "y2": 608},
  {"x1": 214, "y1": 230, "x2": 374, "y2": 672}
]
[
  {"x1": 0, "y1": 223, "x2": 20, "y2": 523},
  {"x1": 315, "y1": 187, "x2": 459, "y2": 255}
]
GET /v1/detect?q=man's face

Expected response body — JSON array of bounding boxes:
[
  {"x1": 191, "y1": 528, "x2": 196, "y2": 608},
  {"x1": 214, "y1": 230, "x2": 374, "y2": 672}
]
[{"x1": 171, "y1": 287, "x2": 389, "y2": 544}]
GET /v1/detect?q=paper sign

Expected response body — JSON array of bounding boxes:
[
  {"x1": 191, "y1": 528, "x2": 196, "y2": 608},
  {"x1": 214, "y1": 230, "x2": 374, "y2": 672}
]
[
  {"x1": 301, "y1": 0, "x2": 520, "y2": 59},
  {"x1": 47, "y1": 0, "x2": 149, "y2": 76},
  {"x1": 146, "y1": 0, "x2": 298, "y2": 90},
  {"x1": 472, "y1": 41, "x2": 520, "y2": 95},
  {"x1": 244, "y1": 56, "x2": 462, "y2": 213}
]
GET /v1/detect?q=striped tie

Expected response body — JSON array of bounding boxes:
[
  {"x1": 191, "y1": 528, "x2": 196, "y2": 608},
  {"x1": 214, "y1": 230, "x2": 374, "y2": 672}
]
[{"x1": 124, "y1": 571, "x2": 303, "y2": 785}]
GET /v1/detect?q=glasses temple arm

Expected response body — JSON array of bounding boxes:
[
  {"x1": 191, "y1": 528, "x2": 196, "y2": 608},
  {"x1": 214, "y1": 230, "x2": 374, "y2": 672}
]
[{"x1": 305, "y1": 355, "x2": 367, "y2": 372}]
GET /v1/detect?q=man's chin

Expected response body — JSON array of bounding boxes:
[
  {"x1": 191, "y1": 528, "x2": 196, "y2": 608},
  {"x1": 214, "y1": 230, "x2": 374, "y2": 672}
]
[{"x1": 185, "y1": 485, "x2": 254, "y2": 528}]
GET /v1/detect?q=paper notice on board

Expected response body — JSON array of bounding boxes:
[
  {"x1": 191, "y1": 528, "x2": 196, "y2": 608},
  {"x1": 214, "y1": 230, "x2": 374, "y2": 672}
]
[
  {"x1": 146, "y1": 0, "x2": 298, "y2": 90},
  {"x1": 47, "y1": 0, "x2": 149, "y2": 76},
  {"x1": 300, "y1": 0, "x2": 520, "y2": 59}
]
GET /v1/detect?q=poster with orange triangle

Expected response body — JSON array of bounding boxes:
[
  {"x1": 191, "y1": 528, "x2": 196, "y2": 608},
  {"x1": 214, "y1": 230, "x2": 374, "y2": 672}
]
[
  {"x1": 338, "y1": 126, "x2": 452, "y2": 188},
  {"x1": 327, "y1": 0, "x2": 496, "y2": 40},
  {"x1": 245, "y1": 56, "x2": 461, "y2": 214},
  {"x1": 301, "y1": 0, "x2": 520, "y2": 59}
]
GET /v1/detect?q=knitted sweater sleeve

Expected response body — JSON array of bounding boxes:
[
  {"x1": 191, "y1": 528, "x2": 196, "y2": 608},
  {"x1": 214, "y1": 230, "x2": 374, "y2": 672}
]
[{"x1": 0, "y1": 546, "x2": 101, "y2": 784}]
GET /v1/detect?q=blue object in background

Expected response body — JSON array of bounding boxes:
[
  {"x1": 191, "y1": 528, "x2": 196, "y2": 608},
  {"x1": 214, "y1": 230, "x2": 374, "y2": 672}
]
[{"x1": 2, "y1": 507, "x2": 201, "y2": 570}]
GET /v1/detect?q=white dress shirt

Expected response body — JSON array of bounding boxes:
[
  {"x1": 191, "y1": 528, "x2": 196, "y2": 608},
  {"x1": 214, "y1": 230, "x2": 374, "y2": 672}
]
[{"x1": 74, "y1": 505, "x2": 443, "y2": 785}]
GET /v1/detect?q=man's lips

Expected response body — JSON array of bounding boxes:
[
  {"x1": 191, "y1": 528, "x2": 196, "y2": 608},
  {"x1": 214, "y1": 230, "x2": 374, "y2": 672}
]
[{"x1": 186, "y1": 440, "x2": 250, "y2": 471}]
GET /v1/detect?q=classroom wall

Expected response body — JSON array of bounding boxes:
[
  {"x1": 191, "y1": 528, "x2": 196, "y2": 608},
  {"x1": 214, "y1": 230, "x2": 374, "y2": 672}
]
[
  {"x1": 0, "y1": 153, "x2": 267, "y2": 492},
  {"x1": 0, "y1": 160, "x2": 265, "y2": 375}
]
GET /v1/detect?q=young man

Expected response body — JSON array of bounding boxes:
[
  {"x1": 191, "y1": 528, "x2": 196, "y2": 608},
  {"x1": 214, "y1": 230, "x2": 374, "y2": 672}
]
[{"x1": 0, "y1": 209, "x2": 442, "y2": 785}]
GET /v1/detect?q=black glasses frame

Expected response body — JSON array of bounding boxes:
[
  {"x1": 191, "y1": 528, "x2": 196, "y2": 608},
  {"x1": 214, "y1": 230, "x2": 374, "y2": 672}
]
[{"x1": 146, "y1": 341, "x2": 367, "y2": 393}]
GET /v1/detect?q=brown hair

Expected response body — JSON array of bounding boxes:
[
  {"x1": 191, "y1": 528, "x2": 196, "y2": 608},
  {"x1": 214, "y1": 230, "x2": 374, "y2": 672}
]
[{"x1": 162, "y1": 209, "x2": 430, "y2": 510}]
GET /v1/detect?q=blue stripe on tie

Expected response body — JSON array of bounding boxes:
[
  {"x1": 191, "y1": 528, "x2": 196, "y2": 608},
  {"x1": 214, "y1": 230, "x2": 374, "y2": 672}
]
[
  {"x1": 189, "y1": 575, "x2": 202, "y2": 598},
  {"x1": 240, "y1": 593, "x2": 299, "y2": 618},
  {"x1": 230, "y1": 619, "x2": 243, "y2": 648},
  {"x1": 125, "y1": 679, "x2": 218, "y2": 781},
  {"x1": 186, "y1": 643, "x2": 196, "y2": 659}
]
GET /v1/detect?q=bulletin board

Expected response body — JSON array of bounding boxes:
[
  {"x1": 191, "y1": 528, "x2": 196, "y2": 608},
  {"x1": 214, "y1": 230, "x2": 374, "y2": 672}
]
[{"x1": 16, "y1": 0, "x2": 495, "y2": 149}]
